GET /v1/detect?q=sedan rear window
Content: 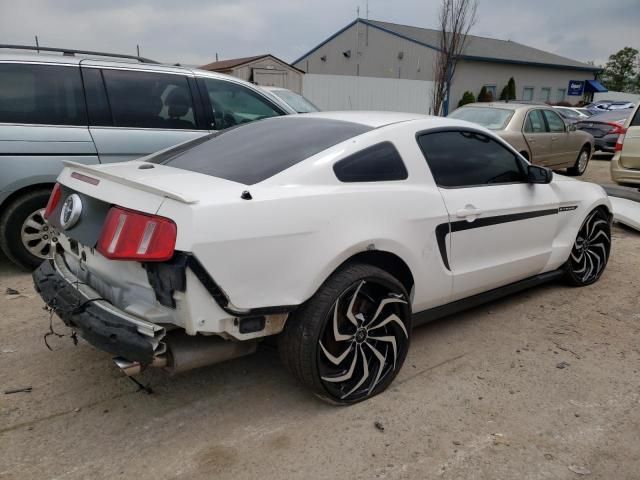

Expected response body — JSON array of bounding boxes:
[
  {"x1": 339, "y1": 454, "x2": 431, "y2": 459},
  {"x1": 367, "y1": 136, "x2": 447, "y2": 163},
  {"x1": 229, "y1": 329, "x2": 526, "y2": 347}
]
[
  {"x1": 448, "y1": 107, "x2": 513, "y2": 130},
  {"x1": 150, "y1": 117, "x2": 372, "y2": 185}
]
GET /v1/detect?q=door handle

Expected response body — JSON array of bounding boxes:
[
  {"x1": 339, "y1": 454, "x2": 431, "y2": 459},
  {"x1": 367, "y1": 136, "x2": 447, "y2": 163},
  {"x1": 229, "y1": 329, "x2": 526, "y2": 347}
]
[{"x1": 456, "y1": 205, "x2": 483, "y2": 220}]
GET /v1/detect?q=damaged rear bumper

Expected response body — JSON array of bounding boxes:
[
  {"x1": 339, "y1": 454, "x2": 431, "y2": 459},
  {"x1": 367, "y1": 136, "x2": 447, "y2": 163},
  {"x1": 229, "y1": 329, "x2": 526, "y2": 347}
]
[{"x1": 33, "y1": 258, "x2": 166, "y2": 364}]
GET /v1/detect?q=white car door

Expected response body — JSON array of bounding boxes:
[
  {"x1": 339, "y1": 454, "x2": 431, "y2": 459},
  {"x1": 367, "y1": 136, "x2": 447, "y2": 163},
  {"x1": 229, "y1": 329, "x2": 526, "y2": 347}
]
[{"x1": 417, "y1": 129, "x2": 560, "y2": 300}]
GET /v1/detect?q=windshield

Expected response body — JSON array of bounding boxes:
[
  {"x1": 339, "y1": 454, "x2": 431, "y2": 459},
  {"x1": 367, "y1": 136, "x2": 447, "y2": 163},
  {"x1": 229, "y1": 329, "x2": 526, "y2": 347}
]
[
  {"x1": 271, "y1": 89, "x2": 319, "y2": 113},
  {"x1": 448, "y1": 107, "x2": 513, "y2": 130},
  {"x1": 149, "y1": 116, "x2": 371, "y2": 184}
]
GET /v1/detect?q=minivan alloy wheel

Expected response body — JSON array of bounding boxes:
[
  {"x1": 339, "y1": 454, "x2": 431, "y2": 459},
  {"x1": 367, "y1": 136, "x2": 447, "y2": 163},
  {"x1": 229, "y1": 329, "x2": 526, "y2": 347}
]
[{"x1": 20, "y1": 208, "x2": 57, "y2": 259}]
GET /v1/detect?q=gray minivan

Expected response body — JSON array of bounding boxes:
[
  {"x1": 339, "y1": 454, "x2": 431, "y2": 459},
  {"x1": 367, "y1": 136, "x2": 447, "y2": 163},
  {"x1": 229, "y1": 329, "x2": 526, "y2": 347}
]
[{"x1": 0, "y1": 46, "x2": 295, "y2": 269}]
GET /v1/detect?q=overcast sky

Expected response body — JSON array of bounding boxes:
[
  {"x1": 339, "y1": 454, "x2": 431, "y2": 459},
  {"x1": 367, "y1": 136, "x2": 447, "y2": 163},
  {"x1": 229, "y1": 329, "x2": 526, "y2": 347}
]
[{"x1": 1, "y1": 0, "x2": 638, "y2": 67}]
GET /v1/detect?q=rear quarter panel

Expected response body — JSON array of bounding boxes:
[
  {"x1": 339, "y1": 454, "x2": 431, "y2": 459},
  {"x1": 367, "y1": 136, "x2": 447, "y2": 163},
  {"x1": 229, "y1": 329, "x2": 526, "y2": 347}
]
[{"x1": 156, "y1": 123, "x2": 454, "y2": 313}]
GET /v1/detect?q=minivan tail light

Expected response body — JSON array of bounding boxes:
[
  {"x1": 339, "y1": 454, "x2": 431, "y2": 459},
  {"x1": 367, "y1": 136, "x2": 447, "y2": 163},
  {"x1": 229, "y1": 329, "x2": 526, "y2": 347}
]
[
  {"x1": 43, "y1": 183, "x2": 62, "y2": 220},
  {"x1": 97, "y1": 206, "x2": 176, "y2": 261},
  {"x1": 615, "y1": 133, "x2": 626, "y2": 152}
]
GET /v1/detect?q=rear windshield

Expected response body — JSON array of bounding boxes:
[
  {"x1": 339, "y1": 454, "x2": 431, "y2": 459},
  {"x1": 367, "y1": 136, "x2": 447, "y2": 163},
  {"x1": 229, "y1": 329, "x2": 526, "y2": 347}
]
[
  {"x1": 149, "y1": 117, "x2": 372, "y2": 184},
  {"x1": 448, "y1": 107, "x2": 513, "y2": 130}
]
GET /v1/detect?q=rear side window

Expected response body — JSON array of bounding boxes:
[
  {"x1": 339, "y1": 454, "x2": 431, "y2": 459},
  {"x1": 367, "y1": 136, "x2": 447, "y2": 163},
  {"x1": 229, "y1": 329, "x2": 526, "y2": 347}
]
[
  {"x1": 334, "y1": 142, "x2": 408, "y2": 182},
  {"x1": 0, "y1": 63, "x2": 86, "y2": 126},
  {"x1": 151, "y1": 117, "x2": 372, "y2": 185},
  {"x1": 417, "y1": 130, "x2": 526, "y2": 188},
  {"x1": 201, "y1": 78, "x2": 282, "y2": 130},
  {"x1": 543, "y1": 110, "x2": 566, "y2": 133},
  {"x1": 102, "y1": 69, "x2": 197, "y2": 130},
  {"x1": 631, "y1": 108, "x2": 640, "y2": 127},
  {"x1": 524, "y1": 110, "x2": 547, "y2": 133}
]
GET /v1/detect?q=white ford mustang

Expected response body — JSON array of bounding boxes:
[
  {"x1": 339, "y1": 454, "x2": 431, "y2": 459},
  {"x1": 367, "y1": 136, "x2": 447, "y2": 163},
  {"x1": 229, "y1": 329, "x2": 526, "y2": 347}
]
[{"x1": 34, "y1": 112, "x2": 612, "y2": 404}]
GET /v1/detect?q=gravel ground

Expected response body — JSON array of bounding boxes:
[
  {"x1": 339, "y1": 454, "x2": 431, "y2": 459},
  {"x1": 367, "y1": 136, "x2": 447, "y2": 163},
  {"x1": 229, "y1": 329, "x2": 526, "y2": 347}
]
[{"x1": 1, "y1": 159, "x2": 639, "y2": 480}]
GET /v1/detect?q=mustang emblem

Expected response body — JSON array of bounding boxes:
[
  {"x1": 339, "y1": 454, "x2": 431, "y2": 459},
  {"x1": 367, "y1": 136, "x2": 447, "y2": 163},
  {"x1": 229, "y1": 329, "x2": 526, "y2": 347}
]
[{"x1": 59, "y1": 194, "x2": 82, "y2": 230}]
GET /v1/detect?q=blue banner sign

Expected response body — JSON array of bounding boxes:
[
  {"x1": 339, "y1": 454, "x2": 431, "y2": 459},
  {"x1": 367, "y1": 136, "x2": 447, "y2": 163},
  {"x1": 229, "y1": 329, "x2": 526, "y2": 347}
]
[{"x1": 568, "y1": 80, "x2": 585, "y2": 96}]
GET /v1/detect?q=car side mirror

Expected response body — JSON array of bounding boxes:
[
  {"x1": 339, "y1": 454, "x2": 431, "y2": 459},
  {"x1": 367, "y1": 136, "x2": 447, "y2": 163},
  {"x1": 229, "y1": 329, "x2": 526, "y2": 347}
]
[
  {"x1": 567, "y1": 123, "x2": 577, "y2": 132},
  {"x1": 528, "y1": 165, "x2": 553, "y2": 184}
]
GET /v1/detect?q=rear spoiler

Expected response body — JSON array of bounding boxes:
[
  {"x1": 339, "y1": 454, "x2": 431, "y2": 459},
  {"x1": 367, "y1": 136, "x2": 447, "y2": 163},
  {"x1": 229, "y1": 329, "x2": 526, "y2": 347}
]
[{"x1": 62, "y1": 161, "x2": 198, "y2": 204}]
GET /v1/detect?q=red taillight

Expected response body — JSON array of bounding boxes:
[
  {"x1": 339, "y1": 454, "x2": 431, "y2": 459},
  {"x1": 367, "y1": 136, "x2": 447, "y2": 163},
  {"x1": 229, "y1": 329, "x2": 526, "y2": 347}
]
[
  {"x1": 615, "y1": 132, "x2": 626, "y2": 152},
  {"x1": 606, "y1": 122, "x2": 627, "y2": 136},
  {"x1": 97, "y1": 206, "x2": 177, "y2": 261},
  {"x1": 43, "y1": 183, "x2": 62, "y2": 220}
]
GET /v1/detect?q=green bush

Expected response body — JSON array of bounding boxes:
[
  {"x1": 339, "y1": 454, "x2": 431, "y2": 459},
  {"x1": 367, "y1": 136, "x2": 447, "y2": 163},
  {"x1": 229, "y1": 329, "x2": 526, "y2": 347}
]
[
  {"x1": 507, "y1": 77, "x2": 516, "y2": 100},
  {"x1": 478, "y1": 86, "x2": 494, "y2": 102},
  {"x1": 458, "y1": 91, "x2": 476, "y2": 107}
]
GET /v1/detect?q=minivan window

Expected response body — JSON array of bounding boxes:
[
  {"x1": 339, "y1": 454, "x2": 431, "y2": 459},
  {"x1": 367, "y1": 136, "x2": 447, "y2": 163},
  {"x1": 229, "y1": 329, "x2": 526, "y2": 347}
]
[
  {"x1": 201, "y1": 78, "x2": 282, "y2": 130},
  {"x1": 81, "y1": 68, "x2": 112, "y2": 126},
  {"x1": 0, "y1": 64, "x2": 86, "y2": 126},
  {"x1": 417, "y1": 130, "x2": 526, "y2": 188},
  {"x1": 102, "y1": 69, "x2": 197, "y2": 129}
]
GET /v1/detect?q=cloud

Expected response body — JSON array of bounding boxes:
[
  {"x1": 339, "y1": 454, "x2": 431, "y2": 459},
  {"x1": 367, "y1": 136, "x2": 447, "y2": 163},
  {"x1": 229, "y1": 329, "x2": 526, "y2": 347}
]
[{"x1": 0, "y1": 0, "x2": 638, "y2": 67}]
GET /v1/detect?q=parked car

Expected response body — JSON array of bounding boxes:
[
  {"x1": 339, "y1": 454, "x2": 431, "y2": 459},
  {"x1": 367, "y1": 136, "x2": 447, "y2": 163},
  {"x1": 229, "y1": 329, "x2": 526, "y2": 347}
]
[
  {"x1": 0, "y1": 45, "x2": 296, "y2": 270},
  {"x1": 575, "y1": 110, "x2": 633, "y2": 154},
  {"x1": 553, "y1": 106, "x2": 592, "y2": 121},
  {"x1": 448, "y1": 103, "x2": 594, "y2": 175},
  {"x1": 261, "y1": 86, "x2": 320, "y2": 113},
  {"x1": 611, "y1": 103, "x2": 640, "y2": 185},
  {"x1": 585, "y1": 100, "x2": 635, "y2": 114},
  {"x1": 34, "y1": 112, "x2": 611, "y2": 404}
]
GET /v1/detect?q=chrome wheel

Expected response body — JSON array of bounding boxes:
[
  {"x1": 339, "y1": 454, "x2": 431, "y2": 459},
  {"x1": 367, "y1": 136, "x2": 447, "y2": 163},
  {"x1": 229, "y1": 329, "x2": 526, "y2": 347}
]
[
  {"x1": 577, "y1": 150, "x2": 589, "y2": 173},
  {"x1": 20, "y1": 209, "x2": 57, "y2": 259},
  {"x1": 569, "y1": 209, "x2": 610, "y2": 284},
  {"x1": 317, "y1": 280, "x2": 409, "y2": 402}
]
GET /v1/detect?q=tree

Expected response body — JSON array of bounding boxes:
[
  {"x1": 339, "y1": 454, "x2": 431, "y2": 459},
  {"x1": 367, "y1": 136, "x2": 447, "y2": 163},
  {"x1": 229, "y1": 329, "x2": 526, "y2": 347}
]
[
  {"x1": 601, "y1": 47, "x2": 639, "y2": 93},
  {"x1": 500, "y1": 77, "x2": 517, "y2": 100},
  {"x1": 458, "y1": 91, "x2": 476, "y2": 107},
  {"x1": 507, "y1": 77, "x2": 516, "y2": 100},
  {"x1": 431, "y1": 0, "x2": 478, "y2": 116},
  {"x1": 478, "y1": 86, "x2": 493, "y2": 102},
  {"x1": 499, "y1": 84, "x2": 509, "y2": 100}
]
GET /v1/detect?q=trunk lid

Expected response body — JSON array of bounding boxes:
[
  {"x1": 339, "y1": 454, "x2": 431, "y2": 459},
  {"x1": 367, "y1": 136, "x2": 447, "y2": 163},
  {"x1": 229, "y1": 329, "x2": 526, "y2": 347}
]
[{"x1": 50, "y1": 160, "x2": 245, "y2": 247}]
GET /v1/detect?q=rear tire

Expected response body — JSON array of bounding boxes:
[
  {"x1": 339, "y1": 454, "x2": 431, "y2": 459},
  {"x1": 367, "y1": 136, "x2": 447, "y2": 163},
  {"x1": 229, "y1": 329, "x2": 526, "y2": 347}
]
[
  {"x1": 567, "y1": 146, "x2": 590, "y2": 176},
  {"x1": 0, "y1": 189, "x2": 55, "y2": 270},
  {"x1": 563, "y1": 208, "x2": 611, "y2": 286},
  {"x1": 279, "y1": 263, "x2": 411, "y2": 405}
]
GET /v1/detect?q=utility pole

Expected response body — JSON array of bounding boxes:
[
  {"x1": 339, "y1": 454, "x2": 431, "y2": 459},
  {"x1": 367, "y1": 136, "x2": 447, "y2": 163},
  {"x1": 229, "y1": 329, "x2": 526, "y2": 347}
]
[
  {"x1": 35, "y1": 35, "x2": 39, "y2": 53},
  {"x1": 137, "y1": 44, "x2": 140, "y2": 57}
]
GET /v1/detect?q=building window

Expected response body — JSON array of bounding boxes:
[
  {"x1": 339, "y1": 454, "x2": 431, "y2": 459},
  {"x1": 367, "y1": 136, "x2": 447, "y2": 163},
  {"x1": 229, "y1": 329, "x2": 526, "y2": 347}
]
[
  {"x1": 522, "y1": 87, "x2": 534, "y2": 101},
  {"x1": 539, "y1": 87, "x2": 551, "y2": 103},
  {"x1": 484, "y1": 84, "x2": 497, "y2": 100},
  {"x1": 556, "y1": 88, "x2": 566, "y2": 102}
]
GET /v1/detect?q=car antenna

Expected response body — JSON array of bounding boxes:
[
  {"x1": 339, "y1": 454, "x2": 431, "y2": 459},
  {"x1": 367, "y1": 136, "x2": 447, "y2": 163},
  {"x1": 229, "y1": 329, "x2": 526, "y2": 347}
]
[{"x1": 241, "y1": 190, "x2": 253, "y2": 200}]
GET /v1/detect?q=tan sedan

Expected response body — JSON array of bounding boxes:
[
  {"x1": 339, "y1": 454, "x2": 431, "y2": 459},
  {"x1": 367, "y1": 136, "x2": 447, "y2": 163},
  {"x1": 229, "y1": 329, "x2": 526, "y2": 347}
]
[
  {"x1": 448, "y1": 103, "x2": 595, "y2": 176},
  {"x1": 611, "y1": 103, "x2": 640, "y2": 185}
]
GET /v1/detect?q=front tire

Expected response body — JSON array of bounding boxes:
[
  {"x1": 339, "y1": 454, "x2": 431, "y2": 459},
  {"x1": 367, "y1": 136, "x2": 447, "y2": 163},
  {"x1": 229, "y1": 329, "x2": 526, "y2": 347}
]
[
  {"x1": 0, "y1": 189, "x2": 56, "y2": 270},
  {"x1": 279, "y1": 263, "x2": 411, "y2": 404},
  {"x1": 564, "y1": 208, "x2": 611, "y2": 286},
  {"x1": 567, "y1": 146, "x2": 590, "y2": 176}
]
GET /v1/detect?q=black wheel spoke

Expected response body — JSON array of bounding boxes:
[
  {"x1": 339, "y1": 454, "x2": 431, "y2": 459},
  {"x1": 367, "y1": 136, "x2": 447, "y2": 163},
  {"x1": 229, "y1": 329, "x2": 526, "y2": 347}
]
[
  {"x1": 569, "y1": 210, "x2": 611, "y2": 284},
  {"x1": 317, "y1": 279, "x2": 409, "y2": 402}
]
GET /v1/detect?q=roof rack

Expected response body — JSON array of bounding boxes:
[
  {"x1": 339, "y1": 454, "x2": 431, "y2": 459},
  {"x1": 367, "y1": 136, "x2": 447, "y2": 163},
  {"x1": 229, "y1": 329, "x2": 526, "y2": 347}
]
[{"x1": 0, "y1": 44, "x2": 159, "y2": 64}]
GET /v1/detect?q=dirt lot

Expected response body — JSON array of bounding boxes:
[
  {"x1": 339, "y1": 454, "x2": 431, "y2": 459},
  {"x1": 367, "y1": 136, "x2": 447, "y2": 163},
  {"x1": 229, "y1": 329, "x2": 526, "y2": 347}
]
[{"x1": 1, "y1": 159, "x2": 639, "y2": 480}]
